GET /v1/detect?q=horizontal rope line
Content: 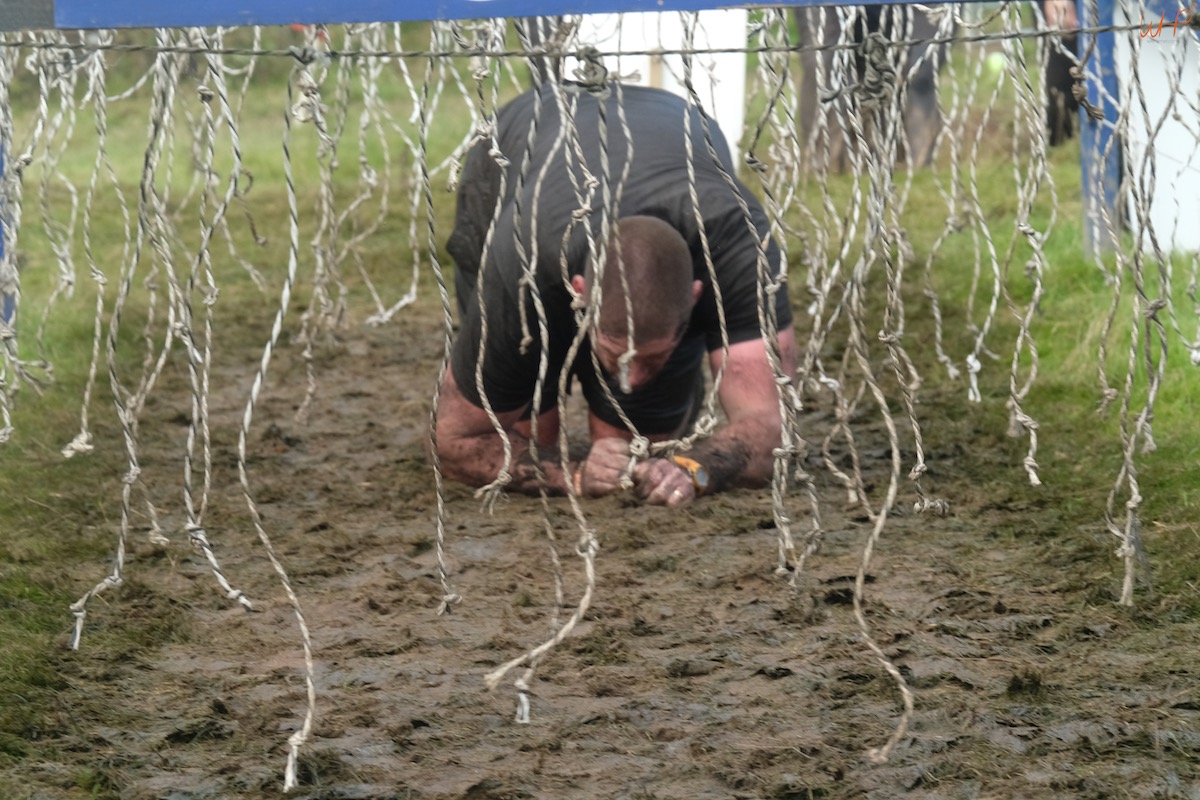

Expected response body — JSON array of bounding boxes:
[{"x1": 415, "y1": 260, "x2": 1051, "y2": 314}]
[{"x1": 0, "y1": 23, "x2": 1153, "y2": 62}]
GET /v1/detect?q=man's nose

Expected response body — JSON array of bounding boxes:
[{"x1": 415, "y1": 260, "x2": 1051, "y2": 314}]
[{"x1": 625, "y1": 361, "x2": 654, "y2": 391}]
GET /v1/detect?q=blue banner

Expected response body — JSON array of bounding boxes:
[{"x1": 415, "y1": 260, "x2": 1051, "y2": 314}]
[{"x1": 50, "y1": 0, "x2": 988, "y2": 30}]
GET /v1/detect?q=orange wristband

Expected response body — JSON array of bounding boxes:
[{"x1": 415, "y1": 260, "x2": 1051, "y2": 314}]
[{"x1": 670, "y1": 456, "x2": 710, "y2": 496}]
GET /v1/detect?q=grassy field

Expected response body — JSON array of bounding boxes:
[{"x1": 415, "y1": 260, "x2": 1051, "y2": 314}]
[{"x1": 2, "y1": 18, "x2": 1199, "y2": 796}]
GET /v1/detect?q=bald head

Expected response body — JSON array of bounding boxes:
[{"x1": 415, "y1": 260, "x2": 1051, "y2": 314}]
[{"x1": 586, "y1": 216, "x2": 694, "y2": 344}]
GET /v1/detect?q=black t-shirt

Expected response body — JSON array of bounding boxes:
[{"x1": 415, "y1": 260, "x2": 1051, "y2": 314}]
[{"x1": 447, "y1": 83, "x2": 792, "y2": 423}]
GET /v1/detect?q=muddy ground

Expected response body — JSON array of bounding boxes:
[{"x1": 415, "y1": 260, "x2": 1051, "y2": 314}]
[{"x1": 8, "y1": 301, "x2": 1200, "y2": 800}]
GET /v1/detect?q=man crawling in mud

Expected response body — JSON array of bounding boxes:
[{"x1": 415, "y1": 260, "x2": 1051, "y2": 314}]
[{"x1": 433, "y1": 83, "x2": 796, "y2": 508}]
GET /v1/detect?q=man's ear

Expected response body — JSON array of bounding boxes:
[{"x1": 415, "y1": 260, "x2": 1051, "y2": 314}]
[
  {"x1": 691, "y1": 279, "x2": 703, "y2": 306},
  {"x1": 571, "y1": 274, "x2": 587, "y2": 297}
]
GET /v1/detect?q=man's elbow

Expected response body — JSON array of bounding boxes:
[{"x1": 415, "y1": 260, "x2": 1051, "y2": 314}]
[
  {"x1": 423, "y1": 430, "x2": 483, "y2": 488},
  {"x1": 426, "y1": 372, "x2": 491, "y2": 487}
]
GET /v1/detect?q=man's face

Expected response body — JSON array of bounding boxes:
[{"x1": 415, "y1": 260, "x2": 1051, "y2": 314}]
[{"x1": 591, "y1": 329, "x2": 681, "y2": 393}]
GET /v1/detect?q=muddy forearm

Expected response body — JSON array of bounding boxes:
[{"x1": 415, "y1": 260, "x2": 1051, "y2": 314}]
[
  {"x1": 690, "y1": 419, "x2": 779, "y2": 494},
  {"x1": 437, "y1": 431, "x2": 574, "y2": 495}
]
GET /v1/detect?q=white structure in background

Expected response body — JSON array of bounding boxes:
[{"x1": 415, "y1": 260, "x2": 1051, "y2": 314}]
[
  {"x1": 568, "y1": 11, "x2": 749, "y2": 165},
  {"x1": 1113, "y1": 3, "x2": 1200, "y2": 253}
]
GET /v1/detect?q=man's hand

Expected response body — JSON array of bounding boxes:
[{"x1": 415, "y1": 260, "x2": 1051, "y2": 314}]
[
  {"x1": 578, "y1": 436, "x2": 632, "y2": 497},
  {"x1": 633, "y1": 458, "x2": 696, "y2": 507},
  {"x1": 1044, "y1": 0, "x2": 1078, "y2": 30}
]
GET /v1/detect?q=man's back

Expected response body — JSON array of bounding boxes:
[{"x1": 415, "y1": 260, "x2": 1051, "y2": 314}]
[
  {"x1": 489, "y1": 84, "x2": 743, "y2": 276},
  {"x1": 450, "y1": 85, "x2": 782, "y2": 322}
]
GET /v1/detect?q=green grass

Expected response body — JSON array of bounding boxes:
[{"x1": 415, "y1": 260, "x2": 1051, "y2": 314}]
[{"x1": 2, "y1": 19, "x2": 1200, "y2": 784}]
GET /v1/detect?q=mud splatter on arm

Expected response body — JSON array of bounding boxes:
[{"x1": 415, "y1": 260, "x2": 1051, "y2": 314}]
[
  {"x1": 690, "y1": 438, "x2": 751, "y2": 495},
  {"x1": 430, "y1": 369, "x2": 574, "y2": 496}
]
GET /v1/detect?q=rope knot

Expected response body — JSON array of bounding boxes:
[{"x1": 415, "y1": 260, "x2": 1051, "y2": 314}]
[
  {"x1": 692, "y1": 413, "x2": 719, "y2": 437},
  {"x1": 570, "y1": 46, "x2": 610, "y2": 96},
  {"x1": 437, "y1": 593, "x2": 463, "y2": 615},
  {"x1": 1009, "y1": 409, "x2": 1039, "y2": 433},
  {"x1": 624, "y1": 437, "x2": 657, "y2": 481},
  {"x1": 575, "y1": 534, "x2": 600, "y2": 558},
  {"x1": 291, "y1": 72, "x2": 325, "y2": 124},
  {"x1": 487, "y1": 145, "x2": 510, "y2": 170},
  {"x1": 288, "y1": 45, "x2": 320, "y2": 66},
  {"x1": 913, "y1": 497, "x2": 951, "y2": 516},
  {"x1": 628, "y1": 436, "x2": 649, "y2": 459},
  {"x1": 474, "y1": 471, "x2": 512, "y2": 512},
  {"x1": 856, "y1": 31, "x2": 897, "y2": 108},
  {"x1": 1069, "y1": 65, "x2": 1106, "y2": 121},
  {"x1": 61, "y1": 431, "x2": 94, "y2": 458}
]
